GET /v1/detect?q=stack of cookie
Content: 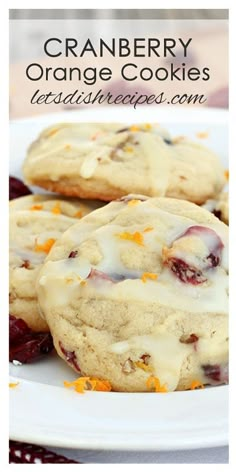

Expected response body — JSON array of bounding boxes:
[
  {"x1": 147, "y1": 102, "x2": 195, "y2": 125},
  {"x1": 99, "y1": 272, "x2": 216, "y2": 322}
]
[
  {"x1": 9, "y1": 193, "x2": 103, "y2": 332},
  {"x1": 9, "y1": 122, "x2": 228, "y2": 392}
]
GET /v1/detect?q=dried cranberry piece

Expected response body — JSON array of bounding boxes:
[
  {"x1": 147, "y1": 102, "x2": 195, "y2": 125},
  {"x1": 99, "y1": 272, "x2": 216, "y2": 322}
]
[
  {"x1": 9, "y1": 315, "x2": 31, "y2": 344},
  {"x1": 168, "y1": 258, "x2": 207, "y2": 285},
  {"x1": 164, "y1": 225, "x2": 224, "y2": 284},
  {"x1": 207, "y1": 253, "x2": 220, "y2": 267},
  {"x1": 202, "y1": 364, "x2": 221, "y2": 382},
  {"x1": 180, "y1": 226, "x2": 224, "y2": 269},
  {"x1": 220, "y1": 364, "x2": 229, "y2": 383},
  {"x1": 88, "y1": 268, "x2": 112, "y2": 281},
  {"x1": 181, "y1": 333, "x2": 199, "y2": 344},
  {"x1": 10, "y1": 334, "x2": 54, "y2": 364},
  {"x1": 9, "y1": 315, "x2": 54, "y2": 363},
  {"x1": 68, "y1": 250, "x2": 78, "y2": 259},
  {"x1": 213, "y1": 209, "x2": 222, "y2": 220},
  {"x1": 88, "y1": 268, "x2": 126, "y2": 283},
  {"x1": 140, "y1": 353, "x2": 151, "y2": 365},
  {"x1": 20, "y1": 260, "x2": 30, "y2": 269},
  {"x1": 9, "y1": 176, "x2": 32, "y2": 200},
  {"x1": 59, "y1": 341, "x2": 81, "y2": 372}
]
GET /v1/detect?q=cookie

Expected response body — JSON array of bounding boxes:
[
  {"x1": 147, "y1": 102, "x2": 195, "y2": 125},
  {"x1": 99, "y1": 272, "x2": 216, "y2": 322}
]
[
  {"x1": 36, "y1": 196, "x2": 228, "y2": 391},
  {"x1": 23, "y1": 122, "x2": 224, "y2": 204},
  {"x1": 165, "y1": 137, "x2": 226, "y2": 203},
  {"x1": 203, "y1": 192, "x2": 229, "y2": 225},
  {"x1": 9, "y1": 194, "x2": 104, "y2": 332}
]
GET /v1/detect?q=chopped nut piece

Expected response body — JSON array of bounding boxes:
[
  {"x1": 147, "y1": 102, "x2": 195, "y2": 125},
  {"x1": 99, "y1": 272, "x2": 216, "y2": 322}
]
[{"x1": 122, "y1": 359, "x2": 135, "y2": 374}]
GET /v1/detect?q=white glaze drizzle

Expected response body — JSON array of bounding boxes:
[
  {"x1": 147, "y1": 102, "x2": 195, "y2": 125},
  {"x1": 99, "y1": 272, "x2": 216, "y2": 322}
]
[{"x1": 111, "y1": 332, "x2": 191, "y2": 391}]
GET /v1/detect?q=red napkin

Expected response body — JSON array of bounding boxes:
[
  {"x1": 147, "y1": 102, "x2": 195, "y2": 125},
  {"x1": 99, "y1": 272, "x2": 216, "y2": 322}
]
[{"x1": 9, "y1": 441, "x2": 79, "y2": 463}]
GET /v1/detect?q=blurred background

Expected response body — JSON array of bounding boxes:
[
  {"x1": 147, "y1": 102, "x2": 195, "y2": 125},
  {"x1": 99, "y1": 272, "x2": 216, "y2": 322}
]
[{"x1": 9, "y1": 9, "x2": 228, "y2": 118}]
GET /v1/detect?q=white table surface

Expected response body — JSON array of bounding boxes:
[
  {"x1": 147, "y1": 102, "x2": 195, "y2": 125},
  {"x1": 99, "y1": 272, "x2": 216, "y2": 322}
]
[{"x1": 48, "y1": 446, "x2": 228, "y2": 463}]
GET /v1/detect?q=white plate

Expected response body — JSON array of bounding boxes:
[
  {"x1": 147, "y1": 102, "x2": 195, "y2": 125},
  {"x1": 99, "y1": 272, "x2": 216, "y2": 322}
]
[{"x1": 9, "y1": 106, "x2": 228, "y2": 451}]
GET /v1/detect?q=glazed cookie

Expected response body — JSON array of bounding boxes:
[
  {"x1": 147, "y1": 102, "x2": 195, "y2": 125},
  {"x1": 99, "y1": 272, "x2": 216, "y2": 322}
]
[
  {"x1": 23, "y1": 123, "x2": 224, "y2": 204},
  {"x1": 203, "y1": 192, "x2": 229, "y2": 225},
  {"x1": 36, "y1": 196, "x2": 228, "y2": 392},
  {"x1": 9, "y1": 195, "x2": 104, "y2": 332}
]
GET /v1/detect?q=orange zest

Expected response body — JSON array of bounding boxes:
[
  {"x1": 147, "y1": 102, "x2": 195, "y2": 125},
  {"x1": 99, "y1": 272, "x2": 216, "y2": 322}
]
[
  {"x1": 64, "y1": 377, "x2": 112, "y2": 394},
  {"x1": 145, "y1": 123, "x2": 152, "y2": 130},
  {"x1": 64, "y1": 144, "x2": 71, "y2": 150},
  {"x1": 143, "y1": 226, "x2": 154, "y2": 233},
  {"x1": 190, "y1": 380, "x2": 205, "y2": 390},
  {"x1": 135, "y1": 361, "x2": 152, "y2": 372},
  {"x1": 224, "y1": 169, "x2": 229, "y2": 181},
  {"x1": 51, "y1": 202, "x2": 61, "y2": 215},
  {"x1": 80, "y1": 280, "x2": 87, "y2": 287},
  {"x1": 124, "y1": 146, "x2": 134, "y2": 153},
  {"x1": 141, "y1": 272, "x2": 158, "y2": 283},
  {"x1": 47, "y1": 128, "x2": 59, "y2": 137},
  {"x1": 9, "y1": 382, "x2": 19, "y2": 388},
  {"x1": 127, "y1": 199, "x2": 140, "y2": 207},
  {"x1": 65, "y1": 277, "x2": 73, "y2": 284},
  {"x1": 146, "y1": 376, "x2": 168, "y2": 393},
  {"x1": 35, "y1": 238, "x2": 56, "y2": 254},
  {"x1": 30, "y1": 204, "x2": 43, "y2": 211},
  {"x1": 129, "y1": 125, "x2": 139, "y2": 132},
  {"x1": 74, "y1": 210, "x2": 83, "y2": 218},
  {"x1": 117, "y1": 231, "x2": 144, "y2": 246},
  {"x1": 65, "y1": 277, "x2": 87, "y2": 286}
]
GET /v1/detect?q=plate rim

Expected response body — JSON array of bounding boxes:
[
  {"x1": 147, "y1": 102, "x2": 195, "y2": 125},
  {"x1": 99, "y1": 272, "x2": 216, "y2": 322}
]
[{"x1": 9, "y1": 376, "x2": 228, "y2": 451}]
